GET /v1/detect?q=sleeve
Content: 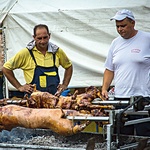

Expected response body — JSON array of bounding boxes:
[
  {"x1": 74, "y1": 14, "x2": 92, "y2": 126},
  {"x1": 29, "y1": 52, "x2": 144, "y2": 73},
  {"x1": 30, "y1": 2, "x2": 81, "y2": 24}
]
[
  {"x1": 57, "y1": 48, "x2": 72, "y2": 69},
  {"x1": 104, "y1": 41, "x2": 115, "y2": 71},
  {"x1": 3, "y1": 48, "x2": 29, "y2": 70}
]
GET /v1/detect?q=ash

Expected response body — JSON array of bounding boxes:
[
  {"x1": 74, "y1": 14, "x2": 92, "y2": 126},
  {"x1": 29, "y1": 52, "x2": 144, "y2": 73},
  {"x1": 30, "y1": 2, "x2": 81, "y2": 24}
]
[
  {"x1": 0, "y1": 127, "x2": 149, "y2": 149},
  {"x1": 0, "y1": 127, "x2": 107, "y2": 150},
  {"x1": 24, "y1": 135, "x2": 107, "y2": 150}
]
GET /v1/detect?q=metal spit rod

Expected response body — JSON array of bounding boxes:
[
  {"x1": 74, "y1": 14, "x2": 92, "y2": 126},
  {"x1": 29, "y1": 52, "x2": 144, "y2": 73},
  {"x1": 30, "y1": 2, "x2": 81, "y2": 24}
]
[
  {"x1": 66, "y1": 116, "x2": 109, "y2": 121},
  {"x1": 125, "y1": 117, "x2": 150, "y2": 126},
  {"x1": 0, "y1": 143, "x2": 84, "y2": 150},
  {"x1": 92, "y1": 100, "x2": 129, "y2": 105},
  {"x1": 125, "y1": 110, "x2": 149, "y2": 116}
]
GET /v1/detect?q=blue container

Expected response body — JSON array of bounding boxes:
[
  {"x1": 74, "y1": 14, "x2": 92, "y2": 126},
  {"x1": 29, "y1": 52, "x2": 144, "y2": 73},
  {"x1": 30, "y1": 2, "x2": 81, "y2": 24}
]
[{"x1": 61, "y1": 89, "x2": 70, "y2": 96}]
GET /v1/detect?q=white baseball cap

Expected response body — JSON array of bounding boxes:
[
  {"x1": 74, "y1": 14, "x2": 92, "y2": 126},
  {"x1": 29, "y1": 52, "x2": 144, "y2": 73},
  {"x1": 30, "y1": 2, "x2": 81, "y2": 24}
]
[{"x1": 110, "y1": 9, "x2": 135, "y2": 21}]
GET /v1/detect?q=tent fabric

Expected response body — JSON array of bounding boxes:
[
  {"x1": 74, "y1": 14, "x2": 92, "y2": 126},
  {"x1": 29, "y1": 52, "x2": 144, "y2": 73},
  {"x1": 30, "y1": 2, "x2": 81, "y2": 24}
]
[{"x1": 0, "y1": 0, "x2": 150, "y2": 90}]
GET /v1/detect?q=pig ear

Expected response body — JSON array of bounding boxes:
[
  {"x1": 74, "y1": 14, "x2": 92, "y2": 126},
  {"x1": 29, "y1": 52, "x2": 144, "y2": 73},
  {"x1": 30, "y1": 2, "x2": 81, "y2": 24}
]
[{"x1": 32, "y1": 84, "x2": 37, "y2": 92}]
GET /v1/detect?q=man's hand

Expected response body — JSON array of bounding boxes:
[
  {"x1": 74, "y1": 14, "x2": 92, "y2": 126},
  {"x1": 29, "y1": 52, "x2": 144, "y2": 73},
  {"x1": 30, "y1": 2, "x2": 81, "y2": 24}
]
[
  {"x1": 101, "y1": 90, "x2": 109, "y2": 100},
  {"x1": 55, "y1": 84, "x2": 67, "y2": 97},
  {"x1": 18, "y1": 84, "x2": 35, "y2": 94}
]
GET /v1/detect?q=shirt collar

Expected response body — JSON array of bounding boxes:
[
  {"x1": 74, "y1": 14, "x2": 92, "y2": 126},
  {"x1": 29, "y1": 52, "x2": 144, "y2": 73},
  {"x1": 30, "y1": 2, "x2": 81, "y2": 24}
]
[{"x1": 26, "y1": 40, "x2": 59, "y2": 53}]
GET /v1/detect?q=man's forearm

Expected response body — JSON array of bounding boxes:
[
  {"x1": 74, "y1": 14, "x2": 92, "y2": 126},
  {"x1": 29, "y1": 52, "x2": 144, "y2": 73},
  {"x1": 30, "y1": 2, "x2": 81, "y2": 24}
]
[
  {"x1": 63, "y1": 65, "x2": 73, "y2": 87},
  {"x1": 102, "y1": 69, "x2": 114, "y2": 91},
  {"x1": 2, "y1": 67, "x2": 22, "y2": 90},
  {"x1": 55, "y1": 65, "x2": 73, "y2": 96}
]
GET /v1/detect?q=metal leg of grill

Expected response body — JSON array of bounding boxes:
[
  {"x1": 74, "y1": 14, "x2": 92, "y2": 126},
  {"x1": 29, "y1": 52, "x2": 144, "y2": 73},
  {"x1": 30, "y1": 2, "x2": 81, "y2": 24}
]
[{"x1": 106, "y1": 124, "x2": 112, "y2": 150}]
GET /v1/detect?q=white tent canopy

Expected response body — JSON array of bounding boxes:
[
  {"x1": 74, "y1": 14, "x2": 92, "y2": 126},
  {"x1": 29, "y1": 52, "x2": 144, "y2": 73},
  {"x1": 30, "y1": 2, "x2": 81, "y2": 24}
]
[{"x1": 1, "y1": 0, "x2": 150, "y2": 90}]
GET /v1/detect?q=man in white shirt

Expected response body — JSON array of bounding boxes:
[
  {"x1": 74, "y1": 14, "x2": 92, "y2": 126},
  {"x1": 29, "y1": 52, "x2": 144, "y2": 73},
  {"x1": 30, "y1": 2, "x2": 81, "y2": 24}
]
[{"x1": 102, "y1": 9, "x2": 150, "y2": 136}]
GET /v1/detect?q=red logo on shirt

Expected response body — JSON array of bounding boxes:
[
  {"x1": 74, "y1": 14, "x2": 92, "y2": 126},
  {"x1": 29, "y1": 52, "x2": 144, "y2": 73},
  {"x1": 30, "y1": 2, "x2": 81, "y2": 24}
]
[{"x1": 131, "y1": 49, "x2": 141, "y2": 53}]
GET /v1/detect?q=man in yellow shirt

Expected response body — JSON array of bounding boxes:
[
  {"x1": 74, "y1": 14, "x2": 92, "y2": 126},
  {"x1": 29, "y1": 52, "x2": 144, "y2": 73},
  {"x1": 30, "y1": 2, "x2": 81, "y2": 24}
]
[{"x1": 2, "y1": 24, "x2": 73, "y2": 96}]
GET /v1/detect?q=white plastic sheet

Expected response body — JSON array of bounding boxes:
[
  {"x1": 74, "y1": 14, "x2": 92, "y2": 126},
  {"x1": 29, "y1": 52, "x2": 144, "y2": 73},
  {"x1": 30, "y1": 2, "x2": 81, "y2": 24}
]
[{"x1": 0, "y1": 0, "x2": 150, "y2": 90}]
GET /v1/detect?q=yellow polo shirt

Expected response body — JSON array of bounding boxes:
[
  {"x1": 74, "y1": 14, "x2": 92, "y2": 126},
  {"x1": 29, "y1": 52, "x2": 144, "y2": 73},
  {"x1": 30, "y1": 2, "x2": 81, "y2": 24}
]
[{"x1": 3, "y1": 46, "x2": 72, "y2": 83}]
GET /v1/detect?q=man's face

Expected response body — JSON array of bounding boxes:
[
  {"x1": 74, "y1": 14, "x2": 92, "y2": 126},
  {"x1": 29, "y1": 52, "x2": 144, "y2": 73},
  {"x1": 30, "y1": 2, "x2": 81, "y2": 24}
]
[
  {"x1": 34, "y1": 27, "x2": 50, "y2": 50},
  {"x1": 116, "y1": 18, "x2": 135, "y2": 39}
]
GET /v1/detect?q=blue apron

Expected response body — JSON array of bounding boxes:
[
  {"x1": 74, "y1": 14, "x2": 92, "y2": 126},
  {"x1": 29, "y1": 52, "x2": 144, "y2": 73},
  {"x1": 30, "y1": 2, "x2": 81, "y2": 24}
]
[{"x1": 28, "y1": 49, "x2": 60, "y2": 94}]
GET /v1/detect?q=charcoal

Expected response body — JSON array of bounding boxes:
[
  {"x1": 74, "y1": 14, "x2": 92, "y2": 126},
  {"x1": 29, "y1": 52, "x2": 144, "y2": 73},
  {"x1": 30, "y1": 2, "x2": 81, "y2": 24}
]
[
  {"x1": 0, "y1": 127, "x2": 149, "y2": 150},
  {"x1": 0, "y1": 127, "x2": 107, "y2": 150},
  {"x1": 0, "y1": 130, "x2": 10, "y2": 142}
]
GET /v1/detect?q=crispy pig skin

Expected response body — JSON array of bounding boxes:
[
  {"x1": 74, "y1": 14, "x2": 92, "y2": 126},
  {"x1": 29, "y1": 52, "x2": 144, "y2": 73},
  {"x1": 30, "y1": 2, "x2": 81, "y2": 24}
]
[
  {"x1": 27, "y1": 86, "x2": 106, "y2": 110},
  {"x1": 29, "y1": 91, "x2": 58, "y2": 108},
  {"x1": 0, "y1": 105, "x2": 89, "y2": 136}
]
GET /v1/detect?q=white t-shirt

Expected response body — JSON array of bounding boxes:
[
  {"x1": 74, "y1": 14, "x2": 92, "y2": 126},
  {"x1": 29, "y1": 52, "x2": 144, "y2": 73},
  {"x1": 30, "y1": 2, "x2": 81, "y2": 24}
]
[{"x1": 105, "y1": 30, "x2": 150, "y2": 97}]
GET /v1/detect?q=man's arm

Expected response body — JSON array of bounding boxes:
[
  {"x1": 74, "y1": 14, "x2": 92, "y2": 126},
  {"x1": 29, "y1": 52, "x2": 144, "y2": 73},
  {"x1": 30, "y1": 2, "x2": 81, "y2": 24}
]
[
  {"x1": 102, "y1": 69, "x2": 114, "y2": 99},
  {"x1": 2, "y1": 67, "x2": 34, "y2": 93},
  {"x1": 62, "y1": 65, "x2": 73, "y2": 88},
  {"x1": 2, "y1": 67, "x2": 22, "y2": 89},
  {"x1": 55, "y1": 65, "x2": 73, "y2": 96}
]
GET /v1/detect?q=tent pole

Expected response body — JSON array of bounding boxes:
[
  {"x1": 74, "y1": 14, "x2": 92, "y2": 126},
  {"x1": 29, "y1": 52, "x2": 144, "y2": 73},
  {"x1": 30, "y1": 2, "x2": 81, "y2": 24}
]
[{"x1": 1, "y1": 27, "x2": 9, "y2": 98}]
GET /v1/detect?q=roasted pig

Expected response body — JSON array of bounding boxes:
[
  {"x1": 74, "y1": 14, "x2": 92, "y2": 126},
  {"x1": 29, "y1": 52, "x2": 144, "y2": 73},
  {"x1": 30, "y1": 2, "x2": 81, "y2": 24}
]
[{"x1": 0, "y1": 105, "x2": 90, "y2": 136}]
